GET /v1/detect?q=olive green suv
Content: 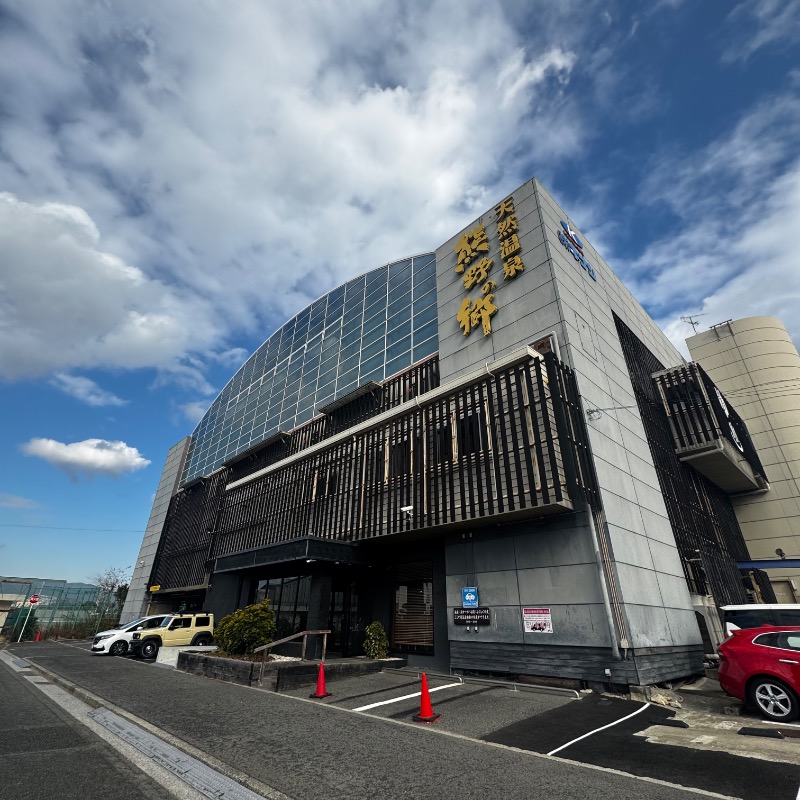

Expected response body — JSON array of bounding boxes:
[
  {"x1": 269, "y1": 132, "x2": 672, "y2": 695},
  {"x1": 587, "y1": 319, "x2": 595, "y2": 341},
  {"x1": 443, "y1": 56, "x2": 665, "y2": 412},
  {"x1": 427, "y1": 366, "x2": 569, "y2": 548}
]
[{"x1": 129, "y1": 612, "x2": 215, "y2": 659}]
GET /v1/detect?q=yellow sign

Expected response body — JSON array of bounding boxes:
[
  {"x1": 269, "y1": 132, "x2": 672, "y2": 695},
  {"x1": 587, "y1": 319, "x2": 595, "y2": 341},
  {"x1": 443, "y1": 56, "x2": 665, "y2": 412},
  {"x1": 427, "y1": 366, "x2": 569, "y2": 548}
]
[
  {"x1": 149, "y1": 585, "x2": 161, "y2": 592},
  {"x1": 453, "y1": 194, "x2": 526, "y2": 337},
  {"x1": 455, "y1": 224, "x2": 489, "y2": 274},
  {"x1": 462, "y1": 256, "x2": 493, "y2": 290},
  {"x1": 457, "y1": 292, "x2": 498, "y2": 337},
  {"x1": 495, "y1": 197, "x2": 525, "y2": 278}
]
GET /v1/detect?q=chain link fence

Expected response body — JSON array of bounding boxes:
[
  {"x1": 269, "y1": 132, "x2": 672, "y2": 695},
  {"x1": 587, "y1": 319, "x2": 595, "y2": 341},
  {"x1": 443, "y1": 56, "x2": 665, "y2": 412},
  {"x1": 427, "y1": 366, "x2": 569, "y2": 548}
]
[{"x1": 1, "y1": 578, "x2": 125, "y2": 641}]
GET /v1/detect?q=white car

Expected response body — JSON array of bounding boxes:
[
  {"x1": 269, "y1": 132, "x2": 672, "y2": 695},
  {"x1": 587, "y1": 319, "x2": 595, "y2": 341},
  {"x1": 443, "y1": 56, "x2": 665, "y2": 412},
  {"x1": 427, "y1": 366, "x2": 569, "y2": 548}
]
[
  {"x1": 91, "y1": 615, "x2": 168, "y2": 656},
  {"x1": 721, "y1": 604, "x2": 800, "y2": 637}
]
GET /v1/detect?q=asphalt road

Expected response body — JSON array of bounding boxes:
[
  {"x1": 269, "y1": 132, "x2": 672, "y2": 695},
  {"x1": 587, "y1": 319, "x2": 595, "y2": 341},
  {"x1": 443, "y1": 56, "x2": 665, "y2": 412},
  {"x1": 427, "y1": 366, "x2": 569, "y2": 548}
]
[
  {"x1": 0, "y1": 651, "x2": 164, "y2": 800},
  {"x1": 5, "y1": 640, "x2": 800, "y2": 800}
]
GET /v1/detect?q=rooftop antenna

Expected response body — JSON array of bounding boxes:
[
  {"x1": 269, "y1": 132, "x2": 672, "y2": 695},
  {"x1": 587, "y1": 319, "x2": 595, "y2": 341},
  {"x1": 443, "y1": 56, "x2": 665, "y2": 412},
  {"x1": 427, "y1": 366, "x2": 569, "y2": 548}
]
[{"x1": 680, "y1": 314, "x2": 706, "y2": 334}]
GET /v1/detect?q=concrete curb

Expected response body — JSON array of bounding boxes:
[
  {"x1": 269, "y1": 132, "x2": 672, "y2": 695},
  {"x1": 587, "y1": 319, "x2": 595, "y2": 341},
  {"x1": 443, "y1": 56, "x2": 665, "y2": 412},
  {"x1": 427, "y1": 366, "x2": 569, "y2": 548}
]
[{"x1": 738, "y1": 727, "x2": 785, "y2": 739}]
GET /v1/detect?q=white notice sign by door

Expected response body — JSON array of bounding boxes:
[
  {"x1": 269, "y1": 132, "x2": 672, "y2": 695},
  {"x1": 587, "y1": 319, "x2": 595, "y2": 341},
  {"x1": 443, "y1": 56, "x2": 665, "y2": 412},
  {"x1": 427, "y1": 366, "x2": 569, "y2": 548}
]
[{"x1": 523, "y1": 607, "x2": 553, "y2": 633}]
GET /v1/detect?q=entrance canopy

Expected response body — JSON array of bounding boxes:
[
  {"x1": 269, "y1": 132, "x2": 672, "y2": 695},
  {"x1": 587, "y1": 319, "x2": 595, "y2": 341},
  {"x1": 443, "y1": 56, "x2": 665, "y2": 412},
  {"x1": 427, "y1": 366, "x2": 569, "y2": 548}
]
[{"x1": 214, "y1": 536, "x2": 366, "y2": 573}]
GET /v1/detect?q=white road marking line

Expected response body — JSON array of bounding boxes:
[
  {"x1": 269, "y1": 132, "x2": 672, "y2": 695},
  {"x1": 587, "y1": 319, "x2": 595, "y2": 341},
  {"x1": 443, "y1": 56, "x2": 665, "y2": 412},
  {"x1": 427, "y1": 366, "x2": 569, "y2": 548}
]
[
  {"x1": 547, "y1": 702, "x2": 652, "y2": 756},
  {"x1": 353, "y1": 682, "x2": 463, "y2": 711}
]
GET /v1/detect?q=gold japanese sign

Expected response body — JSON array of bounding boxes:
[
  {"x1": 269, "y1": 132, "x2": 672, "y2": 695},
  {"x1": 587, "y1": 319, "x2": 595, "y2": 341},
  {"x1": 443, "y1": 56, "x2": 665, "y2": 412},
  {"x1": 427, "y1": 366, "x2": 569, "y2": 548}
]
[{"x1": 454, "y1": 196, "x2": 526, "y2": 336}]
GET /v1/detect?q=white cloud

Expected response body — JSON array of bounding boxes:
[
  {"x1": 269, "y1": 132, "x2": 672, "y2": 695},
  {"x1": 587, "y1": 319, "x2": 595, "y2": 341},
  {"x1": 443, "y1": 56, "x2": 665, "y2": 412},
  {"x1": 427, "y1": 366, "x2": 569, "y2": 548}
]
[
  {"x1": 50, "y1": 373, "x2": 126, "y2": 407},
  {"x1": 0, "y1": 2, "x2": 587, "y2": 389},
  {"x1": 209, "y1": 348, "x2": 250, "y2": 370},
  {"x1": 178, "y1": 400, "x2": 212, "y2": 424},
  {"x1": 21, "y1": 438, "x2": 151, "y2": 477},
  {"x1": 0, "y1": 493, "x2": 39, "y2": 509},
  {"x1": 497, "y1": 48, "x2": 576, "y2": 109},
  {"x1": 0, "y1": 193, "x2": 223, "y2": 381},
  {"x1": 723, "y1": 0, "x2": 800, "y2": 63}
]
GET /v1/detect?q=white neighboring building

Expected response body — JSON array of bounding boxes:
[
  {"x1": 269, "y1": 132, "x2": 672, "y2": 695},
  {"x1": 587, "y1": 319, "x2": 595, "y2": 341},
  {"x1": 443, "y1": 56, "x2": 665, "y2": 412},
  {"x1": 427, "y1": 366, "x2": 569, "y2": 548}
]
[{"x1": 688, "y1": 317, "x2": 800, "y2": 603}]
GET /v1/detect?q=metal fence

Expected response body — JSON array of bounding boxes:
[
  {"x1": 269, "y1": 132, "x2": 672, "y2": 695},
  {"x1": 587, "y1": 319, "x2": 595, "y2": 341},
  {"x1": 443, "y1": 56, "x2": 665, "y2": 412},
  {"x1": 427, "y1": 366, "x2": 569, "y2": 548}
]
[{"x1": 0, "y1": 578, "x2": 124, "y2": 640}]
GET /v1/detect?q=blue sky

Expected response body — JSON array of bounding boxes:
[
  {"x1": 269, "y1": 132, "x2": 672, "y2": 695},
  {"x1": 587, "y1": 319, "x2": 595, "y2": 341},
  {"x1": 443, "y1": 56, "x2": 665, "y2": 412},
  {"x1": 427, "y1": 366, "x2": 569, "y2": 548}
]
[{"x1": 1, "y1": 1, "x2": 799, "y2": 582}]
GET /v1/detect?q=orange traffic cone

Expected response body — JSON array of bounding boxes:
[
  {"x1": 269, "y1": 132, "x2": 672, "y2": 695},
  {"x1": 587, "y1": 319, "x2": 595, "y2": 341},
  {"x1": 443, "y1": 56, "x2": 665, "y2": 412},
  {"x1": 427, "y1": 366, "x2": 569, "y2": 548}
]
[
  {"x1": 34, "y1": 631, "x2": 41, "y2": 643},
  {"x1": 309, "y1": 661, "x2": 332, "y2": 699},
  {"x1": 413, "y1": 673, "x2": 440, "y2": 723}
]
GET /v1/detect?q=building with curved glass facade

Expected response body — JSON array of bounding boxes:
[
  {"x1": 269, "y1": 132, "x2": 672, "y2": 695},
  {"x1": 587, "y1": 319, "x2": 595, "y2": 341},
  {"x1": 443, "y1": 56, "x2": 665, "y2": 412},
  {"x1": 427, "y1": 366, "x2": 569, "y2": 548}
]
[
  {"x1": 184, "y1": 254, "x2": 438, "y2": 484},
  {"x1": 123, "y1": 177, "x2": 775, "y2": 687}
]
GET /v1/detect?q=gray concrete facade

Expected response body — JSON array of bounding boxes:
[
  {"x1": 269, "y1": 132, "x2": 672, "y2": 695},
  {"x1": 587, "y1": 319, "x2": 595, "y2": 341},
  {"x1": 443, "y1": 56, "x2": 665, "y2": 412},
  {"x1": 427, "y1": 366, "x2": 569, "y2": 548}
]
[
  {"x1": 434, "y1": 178, "x2": 701, "y2": 673},
  {"x1": 120, "y1": 437, "x2": 191, "y2": 624}
]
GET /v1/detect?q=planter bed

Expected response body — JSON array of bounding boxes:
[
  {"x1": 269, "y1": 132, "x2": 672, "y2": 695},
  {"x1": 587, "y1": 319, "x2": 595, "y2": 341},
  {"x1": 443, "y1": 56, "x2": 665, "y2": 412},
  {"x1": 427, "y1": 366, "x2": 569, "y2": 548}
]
[{"x1": 176, "y1": 651, "x2": 405, "y2": 690}]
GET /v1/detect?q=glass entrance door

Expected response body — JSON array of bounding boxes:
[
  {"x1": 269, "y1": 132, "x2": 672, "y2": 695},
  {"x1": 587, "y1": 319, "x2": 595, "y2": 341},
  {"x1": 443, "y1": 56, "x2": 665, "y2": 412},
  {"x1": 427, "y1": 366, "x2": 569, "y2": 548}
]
[{"x1": 328, "y1": 578, "x2": 363, "y2": 657}]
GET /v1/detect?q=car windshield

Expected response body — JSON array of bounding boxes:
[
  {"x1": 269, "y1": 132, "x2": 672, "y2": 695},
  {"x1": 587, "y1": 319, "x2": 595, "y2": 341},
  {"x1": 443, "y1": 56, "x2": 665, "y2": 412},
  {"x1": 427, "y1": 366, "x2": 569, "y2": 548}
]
[
  {"x1": 160, "y1": 617, "x2": 173, "y2": 628},
  {"x1": 121, "y1": 617, "x2": 148, "y2": 630}
]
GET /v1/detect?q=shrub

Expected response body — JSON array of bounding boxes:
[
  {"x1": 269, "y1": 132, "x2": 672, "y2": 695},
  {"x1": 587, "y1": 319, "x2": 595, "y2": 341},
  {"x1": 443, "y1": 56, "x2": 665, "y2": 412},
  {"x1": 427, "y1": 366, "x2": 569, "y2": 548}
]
[
  {"x1": 363, "y1": 621, "x2": 389, "y2": 659},
  {"x1": 214, "y1": 600, "x2": 276, "y2": 656}
]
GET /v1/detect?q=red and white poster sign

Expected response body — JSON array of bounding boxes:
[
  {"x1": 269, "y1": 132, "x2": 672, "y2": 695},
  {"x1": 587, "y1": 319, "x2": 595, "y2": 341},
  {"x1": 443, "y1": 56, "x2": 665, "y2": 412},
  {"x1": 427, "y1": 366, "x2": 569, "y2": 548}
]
[
  {"x1": 29, "y1": 594, "x2": 40, "y2": 605},
  {"x1": 523, "y1": 607, "x2": 552, "y2": 633}
]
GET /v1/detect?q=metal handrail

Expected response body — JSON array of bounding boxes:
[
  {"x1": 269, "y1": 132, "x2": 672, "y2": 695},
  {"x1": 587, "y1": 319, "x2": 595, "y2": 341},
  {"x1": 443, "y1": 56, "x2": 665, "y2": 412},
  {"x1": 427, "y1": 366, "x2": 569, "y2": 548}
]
[{"x1": 254, "y1": 629, "x2": 331, "y2": 687}]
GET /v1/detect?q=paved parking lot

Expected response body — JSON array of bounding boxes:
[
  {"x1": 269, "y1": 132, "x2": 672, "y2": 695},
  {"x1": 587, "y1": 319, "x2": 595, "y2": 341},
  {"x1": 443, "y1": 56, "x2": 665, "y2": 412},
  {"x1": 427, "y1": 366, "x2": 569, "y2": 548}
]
[
  {"x1": 280, "y1": 668, "x2": 577, "y2": 739},
  {"x1": 282, "y1": 666, "x2": 800, "y2": 800}
]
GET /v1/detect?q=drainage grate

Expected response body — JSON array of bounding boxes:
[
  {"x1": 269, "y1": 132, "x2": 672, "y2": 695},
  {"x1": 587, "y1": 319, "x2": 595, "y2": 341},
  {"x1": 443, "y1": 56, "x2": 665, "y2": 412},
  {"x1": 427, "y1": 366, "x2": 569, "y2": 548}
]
[{"x1": 88, "y1": 708, "x2": 287, "y2": 800}]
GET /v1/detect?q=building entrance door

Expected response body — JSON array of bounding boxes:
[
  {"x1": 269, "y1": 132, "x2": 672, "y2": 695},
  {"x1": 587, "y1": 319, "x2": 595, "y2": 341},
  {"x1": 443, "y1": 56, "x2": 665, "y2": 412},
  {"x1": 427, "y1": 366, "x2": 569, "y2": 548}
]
[{"x1": 328, "y1": 578, "x2": 364, "y2": 657}]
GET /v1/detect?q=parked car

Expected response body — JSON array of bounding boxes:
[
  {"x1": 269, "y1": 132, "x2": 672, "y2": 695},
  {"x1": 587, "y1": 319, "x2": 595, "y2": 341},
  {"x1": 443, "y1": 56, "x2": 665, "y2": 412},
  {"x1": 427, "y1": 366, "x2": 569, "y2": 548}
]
[
  {"x1": 91, "y1": 615, "x2": 168, "y2": 656},
  {"x1": 720, "y1": 604, "x2": 800, "y2": 637},
  {"x1": 717, "y1": 625, "x2": 800, "y2": 721},
  {"x1": 129, "y1": 612, "x2": 215, "y2": 659}
]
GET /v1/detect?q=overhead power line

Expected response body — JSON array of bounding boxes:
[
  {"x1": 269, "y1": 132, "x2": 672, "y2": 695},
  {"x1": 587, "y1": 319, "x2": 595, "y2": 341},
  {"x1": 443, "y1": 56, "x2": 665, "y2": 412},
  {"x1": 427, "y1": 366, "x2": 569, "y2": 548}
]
[{"x1": 0, "y1": 523, "x2": 145, "y2": 533}]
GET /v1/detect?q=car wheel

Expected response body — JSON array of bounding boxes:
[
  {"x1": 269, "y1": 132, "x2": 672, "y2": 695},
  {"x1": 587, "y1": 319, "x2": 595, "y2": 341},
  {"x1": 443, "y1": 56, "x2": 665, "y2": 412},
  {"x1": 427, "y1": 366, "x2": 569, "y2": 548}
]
[
  {"x1": 747, "y1": 677, "x2": 800, "y2": 722},
  {"x1": 109, "y1": 641, "x2": 128, "y2": 656},
  {"x1": 140, "y1": 640, "x2": 159, "y2": 660},
  {"x1": 194, "y1": 634, "x2": 213, "y2": 647}
]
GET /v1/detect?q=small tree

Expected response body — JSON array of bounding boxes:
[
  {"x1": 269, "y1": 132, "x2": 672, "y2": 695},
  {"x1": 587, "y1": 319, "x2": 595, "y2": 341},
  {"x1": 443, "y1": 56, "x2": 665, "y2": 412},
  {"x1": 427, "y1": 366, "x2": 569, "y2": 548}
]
[
  {"x1": 214, "y1": 600, "x2": 276, "y2": 656},
  {"x1": 363, "y1": 621, "x2": 389, "y2": 659},
  {"x1": 89, "y1": 566, "x2": 131, "y2": 633}
]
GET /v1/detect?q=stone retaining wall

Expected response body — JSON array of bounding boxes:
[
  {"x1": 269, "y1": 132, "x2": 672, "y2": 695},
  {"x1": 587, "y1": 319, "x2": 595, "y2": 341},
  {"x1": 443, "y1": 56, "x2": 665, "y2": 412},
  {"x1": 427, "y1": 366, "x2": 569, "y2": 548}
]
[{"x1": 176, "y1": 652, "x2": 405, "y2": 690}]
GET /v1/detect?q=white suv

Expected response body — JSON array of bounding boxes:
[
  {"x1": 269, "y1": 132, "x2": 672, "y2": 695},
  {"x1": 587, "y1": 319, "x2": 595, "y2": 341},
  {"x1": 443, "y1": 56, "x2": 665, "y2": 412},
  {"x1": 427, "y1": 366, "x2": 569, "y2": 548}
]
[{"x1": 91, "y1": 615, "x2": 168, "y2": 656}]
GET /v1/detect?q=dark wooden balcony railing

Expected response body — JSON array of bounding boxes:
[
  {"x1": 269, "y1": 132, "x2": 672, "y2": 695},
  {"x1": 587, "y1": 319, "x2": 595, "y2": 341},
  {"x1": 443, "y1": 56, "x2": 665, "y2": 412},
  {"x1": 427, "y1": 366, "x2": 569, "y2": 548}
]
[
  {"x1": 653, "y1": 362, "x2": 768, "y2": 494},
  {"x1": 150, "y1": 349, "x2": 599, "y2": 591}
]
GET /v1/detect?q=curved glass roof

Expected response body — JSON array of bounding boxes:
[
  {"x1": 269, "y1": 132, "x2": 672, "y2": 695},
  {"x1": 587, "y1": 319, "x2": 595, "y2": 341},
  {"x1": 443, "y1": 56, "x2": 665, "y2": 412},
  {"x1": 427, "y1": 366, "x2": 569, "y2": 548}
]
[{"x1": 182, "y1": 253, "x2": 438, "y2": 483}]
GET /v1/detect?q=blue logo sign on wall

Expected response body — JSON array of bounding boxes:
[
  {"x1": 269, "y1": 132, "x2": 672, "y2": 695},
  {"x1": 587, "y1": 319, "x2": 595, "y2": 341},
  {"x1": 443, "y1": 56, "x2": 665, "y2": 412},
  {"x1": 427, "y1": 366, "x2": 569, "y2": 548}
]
[
  {"x1": 558, "y1": 220, "x2": 598, "y2": 281},
  {"x1": 462, "y1": 587, "x2": 479, "y2": 608}
]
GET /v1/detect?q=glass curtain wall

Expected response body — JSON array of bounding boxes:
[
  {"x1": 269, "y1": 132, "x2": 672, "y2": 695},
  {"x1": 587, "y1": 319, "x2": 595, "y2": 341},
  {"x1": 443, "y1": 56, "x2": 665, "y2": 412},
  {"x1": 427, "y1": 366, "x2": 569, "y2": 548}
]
[{"x1": 184, "y1": 254, "x2": 438, "y2": 483}]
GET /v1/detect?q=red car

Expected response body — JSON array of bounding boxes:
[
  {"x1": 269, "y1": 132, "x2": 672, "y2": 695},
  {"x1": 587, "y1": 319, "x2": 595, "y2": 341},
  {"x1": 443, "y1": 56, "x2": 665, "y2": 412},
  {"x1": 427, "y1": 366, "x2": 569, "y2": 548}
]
[{"x1": 718, "y1": 625, "x2": 800, "y2": 722}]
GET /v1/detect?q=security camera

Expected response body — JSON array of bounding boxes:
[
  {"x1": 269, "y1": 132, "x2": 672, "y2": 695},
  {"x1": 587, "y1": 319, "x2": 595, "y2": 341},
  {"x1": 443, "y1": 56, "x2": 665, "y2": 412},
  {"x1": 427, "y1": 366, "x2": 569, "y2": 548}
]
[{"x1": 400, "y1": 505, "x2": 413, "y2": 514}]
